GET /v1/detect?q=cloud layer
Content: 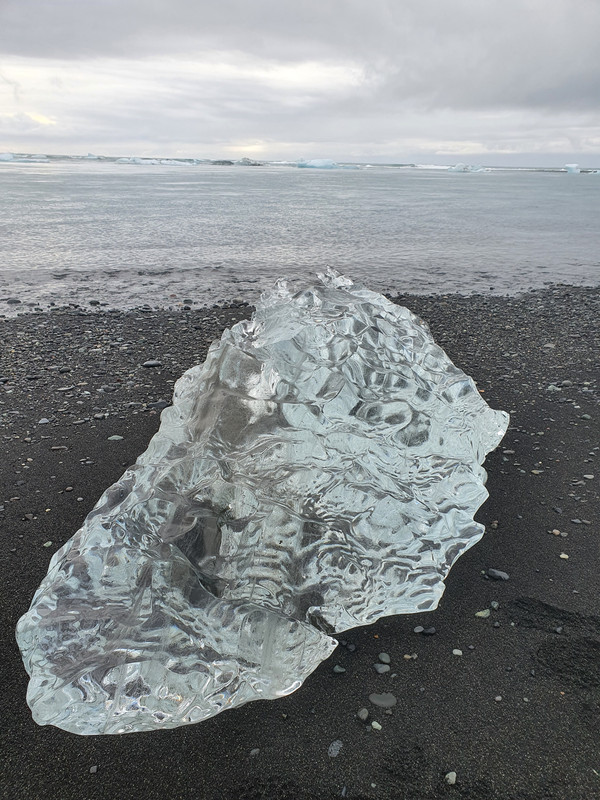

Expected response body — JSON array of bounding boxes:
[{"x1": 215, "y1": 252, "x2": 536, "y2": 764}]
[{"x1": 1, "y1": 0, "x2": 599, "y2": 164}]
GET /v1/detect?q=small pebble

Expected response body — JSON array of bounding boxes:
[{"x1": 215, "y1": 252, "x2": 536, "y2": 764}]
[
  {"x1": 487, "y1": 568, "x2": 509, "y2": 581},
  {"x1": 357, "y1": 707, "x2": 369, "y2": 721},
  {"x1": 475, "y1": 609, "x2": 491, "y2": 618},
  {"x1": 495, "y1": 696, "x2": 502, "y2": 702},
  {"x1": 371, "y1": 721, "x2": 382, "y2": 731},
  {"x1": 490, "y1": 600, "x2": 500, "y2": 610},
  {"x1": 378, "y1": 652, "x2": 391, "y2": 664},
  {"x1": 328, "y1": 740, "x2": 343, "y2": 758},
  {"x1": 423, "y1": 626, "x2": 436, "y2": 636},
  {"x1": 107, "y1": 435, "x2": 123, "y2": 441},
  {"x1": 89, "y1": 766, "x2": 98, "y2": 774},
  {"x1": 413, "y1": 626, "x2": 424, "y2": 634},
  {"x1": 249, "y1": 748, "x2": 260, "y2": 757},
  {"x1": 42, "y1": 541, "x2": 52, "y2": 547},
  {"x1": 452, "y1": 649, "x2": 463, "y2": 656},
  {"x1": 333, "y1": 665, "x2": 346, "y2": 674},
  {"x1": 445, "y1": 771, "x2": 457, "y2": 785},
  {"x1": 142, "y1": 360, "x2": 162, "y2": 368},
  {"x1": 559, "y1": 553, "x2": 569, "y2": 560}
]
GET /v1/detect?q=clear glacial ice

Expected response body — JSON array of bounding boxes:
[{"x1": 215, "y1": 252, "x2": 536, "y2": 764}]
[{"x1": 16, "y1": 270, "x2": 508, "y2": 735}]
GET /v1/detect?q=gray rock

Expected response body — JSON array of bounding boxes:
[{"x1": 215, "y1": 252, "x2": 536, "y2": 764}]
[
  {"x1": 368, "y1": 692, "x2": 397, "y2": 708},
  {"x1": 374, "y1": 663, "x2": 390, "y2": 674},
  {"x1": 142, "y1": 360, "x2": 162, "y2": 368},
  {"x1": 378, "y1": 652, "x2": 391, "y2": 664},
  {"x1": 357, "y1": 707, "x2": 369, "y2": 721}
]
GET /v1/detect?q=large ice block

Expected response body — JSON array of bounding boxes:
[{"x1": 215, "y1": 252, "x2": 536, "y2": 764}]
[{"x1": 16, "y1": 270, "x2": 508, "y2": 734}]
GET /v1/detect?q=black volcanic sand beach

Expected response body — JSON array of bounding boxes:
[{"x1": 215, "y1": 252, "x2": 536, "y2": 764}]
[{"x1": 1, "y1": 287, "x2": 599, "y2": 800}]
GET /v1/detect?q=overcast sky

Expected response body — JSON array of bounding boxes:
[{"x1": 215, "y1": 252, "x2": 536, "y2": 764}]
[{"x1": 1, "y1": 0, "x2": 599, "y2": 166}]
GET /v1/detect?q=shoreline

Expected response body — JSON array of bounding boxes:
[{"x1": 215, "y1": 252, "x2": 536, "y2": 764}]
[
  {"x1": 2, "y1": 280, "x2": 600, "y2": 321},
  {"x1": 1, "y1": 286, "x2": 599, "y2": 800}
]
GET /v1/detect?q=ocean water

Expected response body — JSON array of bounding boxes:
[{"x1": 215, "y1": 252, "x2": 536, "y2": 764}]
[{"x1": 1, "y1": 161, "x2": 599, "y2": 313}]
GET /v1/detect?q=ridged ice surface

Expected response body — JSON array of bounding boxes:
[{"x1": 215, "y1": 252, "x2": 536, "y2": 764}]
[{"x1": 16, "y1": 270, "x2": 508, "y2": 735}]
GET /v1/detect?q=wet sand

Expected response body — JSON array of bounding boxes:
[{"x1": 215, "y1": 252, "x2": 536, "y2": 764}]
[{"x1": 1, "y1": 287, "x2": 599, "y2": 800}]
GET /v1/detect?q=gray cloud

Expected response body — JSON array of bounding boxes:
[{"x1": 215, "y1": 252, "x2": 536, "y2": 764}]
[{"x1": 1, "y1": 0, "x2": 599, "y2": 161}]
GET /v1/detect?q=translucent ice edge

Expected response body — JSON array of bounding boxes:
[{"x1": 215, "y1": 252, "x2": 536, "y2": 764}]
[{"x1": 16, "y1": 269, "x2": 508, "y2": 734}]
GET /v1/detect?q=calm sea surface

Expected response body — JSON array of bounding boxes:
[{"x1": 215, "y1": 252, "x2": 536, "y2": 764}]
[{"x1": 1, "y1": 161, "x2": 599, "y2": 312}]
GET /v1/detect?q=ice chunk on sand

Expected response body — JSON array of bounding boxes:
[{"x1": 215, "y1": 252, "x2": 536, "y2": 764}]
[{"x1": 16, "y1": 270, "x2": 508, "y2": 735}]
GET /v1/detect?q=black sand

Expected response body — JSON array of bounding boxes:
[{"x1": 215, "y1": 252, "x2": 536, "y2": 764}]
[{"x1": 1, "y1": 287, "x2": 599, "y2": 800}]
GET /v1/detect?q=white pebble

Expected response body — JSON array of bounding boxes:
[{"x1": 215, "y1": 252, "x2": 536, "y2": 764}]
[
  {"x1": 328, "y1": 740, "x2": 343, "y2": 758},
  {"x1": 452, "y1": 649, "x2": 463, "y2": 656},
  {"x1": 371, "y1": 721, "x2": 382, "y2": 730},
  {"x1": 445, "y1": 771, "x2": 457, "y2": 785}
]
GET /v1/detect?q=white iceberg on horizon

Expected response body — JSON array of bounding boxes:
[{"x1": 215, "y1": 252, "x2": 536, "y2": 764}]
[
  {"x1": 297, "y1": 158, "x2": 338, "y2": 169},
  {"x1": 448, "y1": 163, "x2": 488, "y2": 173}
]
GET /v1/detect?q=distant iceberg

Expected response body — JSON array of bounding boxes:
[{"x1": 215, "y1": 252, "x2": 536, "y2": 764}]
[
  {"x1": 297, "y1": 158, "x2": 338, "y2": 169},
  {"x1": 564, "y1": 163, "x2": 580, "y2": 174},
  {"x1": 115, "y1": 157, "x2": 189, "y2": 166},
  {"x1": 236, "y1": 157, "x2": 263, "y2": 166},
  {"x1": 448, "y1": 163, "x2": 488, "y2": 173},
  {"x1": 0, "y1": 152, "x2": 48, "y2": 163}
]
